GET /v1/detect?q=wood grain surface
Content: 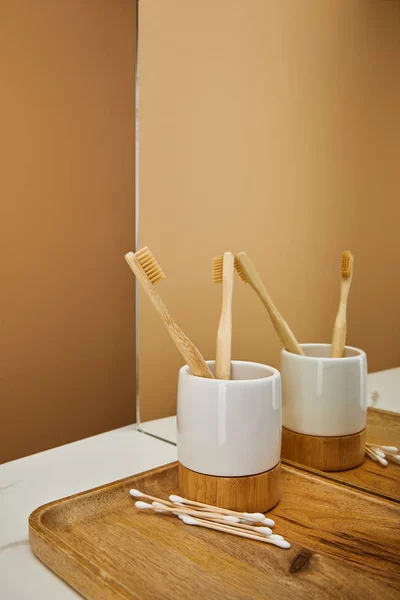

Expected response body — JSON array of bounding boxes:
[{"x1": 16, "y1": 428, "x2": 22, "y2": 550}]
[
  {"x1": 179, "y1": 461, "x2": 281, "y2": 512},
  {"x1": 29, "y1": 462, "x2": 400, "y2": 600},
  {"x1": 281, "y1": 427, "x2": 366, "y2": 471},
  {"x1": 284, "y1": 408, "x2": 400, "y2": 502}
]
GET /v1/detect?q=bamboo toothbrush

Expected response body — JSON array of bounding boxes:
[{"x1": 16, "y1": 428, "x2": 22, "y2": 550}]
[
  {"x1": 125, "y1": 247, "x2": 213, "y2": 378},
  {"x1": 234, "y1": 252, "x2": 304, "y2": 355},
  {"x1": 331, "y1": 250, "x2": 354, "y2": 358},
  {"x1": 213, "y1": 252, "x2": 234, "y2": 379}
]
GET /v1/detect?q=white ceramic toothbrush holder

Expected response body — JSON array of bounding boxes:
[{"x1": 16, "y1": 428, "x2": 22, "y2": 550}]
[
  {"x1": 281, "y1": 343, "x2": 367, "y2": 471},
  {"x1": 177, "y1": 360, "x2": 282, "y2": 512}
]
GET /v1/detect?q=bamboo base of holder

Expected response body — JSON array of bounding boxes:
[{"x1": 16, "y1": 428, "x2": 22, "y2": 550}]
[
  {"x1": 178, "y1": 462, "x2": 281, "y2": 513},
  {"x1": 281, "y1": 427, "x2": 366, "y2": 472}
]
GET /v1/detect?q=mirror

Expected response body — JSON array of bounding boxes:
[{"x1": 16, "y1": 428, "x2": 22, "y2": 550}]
[{"x1": 136, "y1": 0, "x2": 400, "y2": 480}]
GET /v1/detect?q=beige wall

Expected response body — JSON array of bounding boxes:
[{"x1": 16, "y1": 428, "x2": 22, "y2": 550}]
[
  {"x1": 139, "y1": 0, "x2": 400, "y2": 422},
  {"x1": 1, "y1": 1, "x2": 137, "y2": 463}
]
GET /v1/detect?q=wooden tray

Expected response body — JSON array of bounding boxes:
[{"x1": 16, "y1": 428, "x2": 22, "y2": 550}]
[
  {"x1": 284, "y1": 408, "x2": 400, "y2": 502},
  {"x1": 29, "y1": 462, "x2": 400, "y2": 599}
]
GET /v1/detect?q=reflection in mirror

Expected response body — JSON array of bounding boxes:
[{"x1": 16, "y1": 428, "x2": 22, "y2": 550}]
[{"x1": 136, "y1": 0, "x2": 400, "y2": 466}]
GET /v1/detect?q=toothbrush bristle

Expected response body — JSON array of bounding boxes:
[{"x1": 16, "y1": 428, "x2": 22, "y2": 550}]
[
  {"x1": 234, "y1": 256, "x2": 248, "y2": 283},
  {"x1": 341, "y1": 250, "x2": 353, "y2": 278},
  {"x1": 212, "y1": 255, "x2": 223, "y2": 283},
  {"x1": 135, "y1": 246, "x2": 166, "y2": 284}
]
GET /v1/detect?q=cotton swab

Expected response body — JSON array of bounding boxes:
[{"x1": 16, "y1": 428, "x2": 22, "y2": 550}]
[
  {"x1": 366, "y1": 447, "x2": 388, "y2": 465},
  {"x1": 365, "y1": 447, "x2": 388, "y2": 466},
  {"x1": 368, "y1": 445, "x2": 398, "y2": 453},
  {"x1": 151, "y1": 502, "x2": 274, "y2": 534},
  {"x1": 135, "y1": 500, "x2": 241, "y2": 524},
  {"x1": 130, "y1": 489, "x2": 176, "y2": 507},
  {"x1": 169, "y1": 494, "x2": 275, "y2": 526},
  {"x1": 136, "y1": 501, "x2": 273, "y2": 536},
  {"x1": 365, "y1": 443, "x2": 400, "y2": 465},
  {"x1": 166, "y1": 504, "x2": 273, "y2": 536},
  {"x1": 179, "y1": 515, "x2": 291, "y2": 549},
  {"x1": 364, "y1": 442, "x2": 400, "y2": 467},
  {"x1": 135, "y1": 501, "x2": 168, "y2": 512},
  {"x1": 132, "y1": 493, "x2": 289, "y2": 549},
  {"x1": 135, "y1": 500, "x2": 274, "y2": 539},
  {"x1": 131, "y1": 490, "x2": 275, "y2": 525},
  {"x1": 241, "y1": 518, "x2": 275, "y2": 527},
  {"x1": 151, "y1": 501, "x2": 244, "y2": 522},
  {"x1": 373, "y1": 449, "x2": 386, "y2": 458}
]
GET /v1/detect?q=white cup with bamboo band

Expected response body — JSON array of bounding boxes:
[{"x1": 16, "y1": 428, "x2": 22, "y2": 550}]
[
  {"x1": 177, "y1": 360, "x2": 282, "y2": 512},
  {"x1": 280, "y1": 343, "x2": 368, "y2": 471},
  {"x1": 281, "y1": 343, "x2": 367, "y2": 436}
]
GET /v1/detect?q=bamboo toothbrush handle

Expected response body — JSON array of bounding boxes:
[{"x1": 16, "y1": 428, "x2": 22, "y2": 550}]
[
  {"x1": 266, "y1": 307, "x2": 304, "y2": 355},
  {"x1": 331, "y1": 283, "x2": 350, "y2": 358},
  {"x1": 125, "y1": 254, "x2": 213, "y2": 378},
  {"x1": 215, "y1": 253, "x2": 234, "y2": 379},
  {"x1": 167, "y1": 321, "x2": 214, "y2": 378},
  {"x1": 240, "y1": 255, "x2": 304, "y2": 355},
  {"x1": 331, "y1": 313, "x2": 346, "y2": 358}
]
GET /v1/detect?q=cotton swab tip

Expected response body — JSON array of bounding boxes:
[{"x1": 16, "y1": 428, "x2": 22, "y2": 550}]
[
  {"x1": 374, "y1": 449, "x2": 386, "y2": 458},
  {"x1": 261, "y1": 518, "x2": 275, "y2": 527},
  {"x1": 129, "y1": 489, "x2": 143, "y2": 497},
  {"x1": 181, "y1": 515, "x2": 197, "y2": 525},
  {"x1": 152, "y1": 501, "x2": 169, "y2": 509},
  {"x1": 223, "y1": 516, "x2": 240, "y2": 523},
  {"x1": 269, "y1": 534, "x2": 284, "y2": 540},
  {"x1": 380, "y1": 446, "x2": 398, "y2": 453},
  {"x1": 378, "y1": 457, "x2": 388, "y2": 466},
  {"x1": 257, "y1": 527, "x2": 273, "y2": 536},
  {"x1": 169, "y1": 495, "x2": 184, "y2": 503},
  {"x1": 135, "y1": 501, "x2": 151, "y2": 509},
  {"x1": 242, "y1": 512, "x2": 265, "y2": 522},
  {"x1": 240, "y1": 517, "x2": 274, "y2": 527},
  {"x1": 275, "y1": 540, "x2": 291, "y2": 549}
]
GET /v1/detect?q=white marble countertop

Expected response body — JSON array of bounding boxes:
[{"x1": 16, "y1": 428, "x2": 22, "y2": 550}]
[
  {"x1": 0, "y1": 422, "x2": 177, "y2": 599},
  {"x1": 366, "y1": 367, "x2": 400, "y2": 413},
  {"x1": 0, "y1": 367, "x2": 398, "y2": 598}
]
